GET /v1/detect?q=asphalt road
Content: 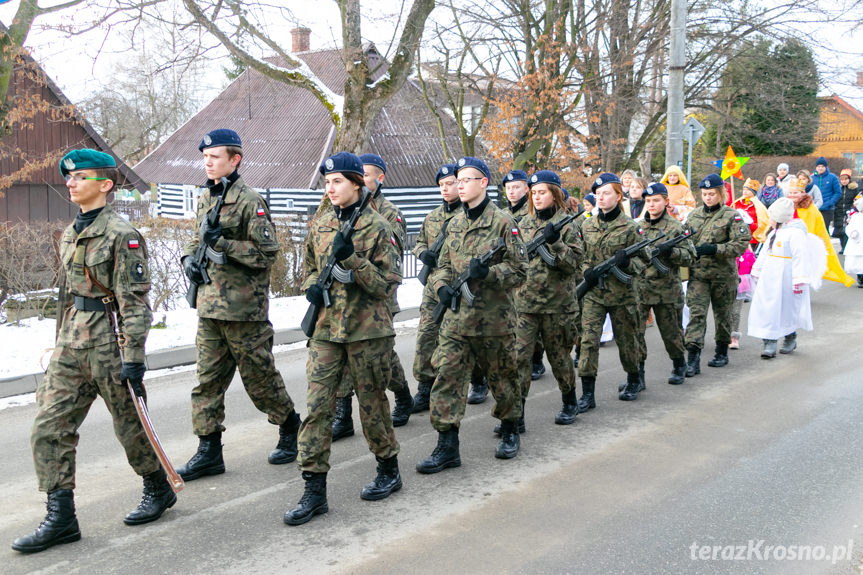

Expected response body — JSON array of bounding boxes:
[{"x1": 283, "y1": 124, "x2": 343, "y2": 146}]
[{"x1": 2, "y1": 281, "x2": 862, "y2": 575}]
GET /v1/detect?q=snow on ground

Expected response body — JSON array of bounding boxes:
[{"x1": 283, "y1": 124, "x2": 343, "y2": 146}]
[{"x1": 1, "y1": 279, "x2": 426, "y2": 380}]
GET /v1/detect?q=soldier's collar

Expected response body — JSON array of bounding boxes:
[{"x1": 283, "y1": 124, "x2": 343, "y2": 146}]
[
  {"x1": 74, "y1": 202, "x2": 113, "y2": 239},
  {"x1": 444, "y1": 198, "x2": 462, "y2": 213},
  {"x1": 536, "y1": 206, "x2": 556, "y2": 221},
  {"x1": 704, "y1": 202, "x2": 722, "y2": 214},
  {"x1": 464, "y1": 195, "x2": 490, "y2": 221},
  {"x1": 598, "y1": 204, "x2": 621, "y2": 222},
  {"x1": 508, "y1": 195, "x2": 527, "y2": 214},
  {"x1": 335, "y1": 197, "x2": 364, "y2": 221},
  {"x1": 643, "y1": 209, "x2": 666, "y2": 224},
  {"x1": 205, "y1": 170, "x2": 239, "y2": 196}
]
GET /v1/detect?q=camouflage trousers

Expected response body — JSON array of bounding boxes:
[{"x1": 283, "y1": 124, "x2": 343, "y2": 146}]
[
  {"x1": 337, "y1": 315, "x2": 408, "y2": 398},
  {"x1": 415, "y1": 296, "x2": 486, "y2": 385},
  {"x1": 429, "y1": 332, "x2": 521, "y2": 431},
  {"x1": 31, "y1": 344, "x2": 160, "y2": 492},
  {"x1": 579, "y1": 300, "x2": 640, "y2": 378},
  {"x1": 299, "y1": 337, "x2": 400, "y2": 473},
  {"x1": 684, "y1": 277, "x2": 738, "y2": 350},
  {"x1": 638, "y1": 303, "x2": 686, "y2": 361},
  {"x1": 191, "y1": 318, "x2": 294, "y2": 436},
  {"x1": 517, "y1": 312, "x2": 577, "y2": 398}
]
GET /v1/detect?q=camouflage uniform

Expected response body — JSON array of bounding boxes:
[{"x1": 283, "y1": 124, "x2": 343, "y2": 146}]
[
  {"x1": 299, "y1": 202, "x2": 402, "y2": 472},
  {"x1": 31, "y1": 203, "x2": 159, "y2": 492},
  {"x1": 683, "y1": 205, "x2": 751, "y2": 350},
  {"x1": 579, "y1": 206, "x2": 649, "y2": 378},
  {"x1": 429, "y1": 198, "x2": 528, "y2": 431},
  {"x1": 635, "y1": 212, "x2": 696, "y2": 361},
  {"x1": 183, "y1": 174, "x2": 294, "y2": 435},
  {"x1": 508, "y1": 196, "x2": 529, "y2": 224},
  {"x1": 337, "y1": 187, "x2": 408, "y2": 396},
  {"x1": 515, "y1": 209, "x2": 583, "y2": 399}
]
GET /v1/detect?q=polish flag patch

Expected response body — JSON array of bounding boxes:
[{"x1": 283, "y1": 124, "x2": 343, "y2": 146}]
[
  {"x1": 257, "y1": 206, "x2": 266, "y2": 216},
  {"x1": 128, "y1": 238, "x2": 139, "y2": 249},
  {"x1": 511, "y1": 228, "x2": 519, "y2": 235},
  {"x1": 391, "y1": 236, "x2": 397, "y2": 245},
  {"x1": 397, "y1": 216, "x2": 403, "y2": 223}
]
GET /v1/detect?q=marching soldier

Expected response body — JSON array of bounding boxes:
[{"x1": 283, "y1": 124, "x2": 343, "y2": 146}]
[
  {"x1": 176, "y1": 129, "x2": 301, "y2": 481},
  {"x1": 633, "y1": 182, "x2": 696, "y2": 388},
  {"x1": 515, "y1": 170, "x2": 583, "y2": 426},
  {"x1": 577, "y1": 173, "x2": 650, "y2": 410},
  {"x1": 416, "y1": 157, "x2": 527, "y2": 473},
  {"x1": 330, "y1": 154, "x2": 414, "y2": 440},
  {"x1": 285, "y1": 152, "x2": 403, "y2": 525},
  {"x1": 683, "y1": 174, "x2": 751, "y2": 375},
  {"x1": 13, "y1": 150, "x2": 175, "y2": 554}
]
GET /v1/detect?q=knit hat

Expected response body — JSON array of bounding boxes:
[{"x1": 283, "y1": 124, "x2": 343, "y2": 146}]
[
  {"x1": 815, "y1": 157, "x2": 828, "y2": 168},
  {"x1": 767, "y1": 197, "x2": 795, "y2": 224},
  {"x1": 777, "y1": 162, "x2": 790, "y2": 172},
  {"x1": 743, "y1": 178, "x2": 761, "y2": 193},
  {"x1": 583, "y1": 193, "x2": 597, "y2": 207}
]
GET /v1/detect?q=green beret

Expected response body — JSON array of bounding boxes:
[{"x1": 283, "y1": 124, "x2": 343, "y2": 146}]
[{"x1": 60, "y1": 149, "x2": 116, "y2": 177}]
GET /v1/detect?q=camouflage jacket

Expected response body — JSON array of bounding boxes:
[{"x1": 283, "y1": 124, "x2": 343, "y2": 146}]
[
  {"x1": 638, "y1": 211, "x2": 695, "y2": 305},
  {"x1": 370, "y1": 188, "x2": 406, "y2": 313},
  {"x1": 56, "y1": 203, "x2": 152, "y2": 363},
  {"x1": 302, "y1": 205, "x2": 402, "y2": 343},
  {"x1": 183, "y1": 175, "x2": 280, "y2": 321},
  {"x1": 516, "y1": 209, "x2": 583, "y2": 314},
  {"x1": 431, "y1": 198, "x2": 527, "y2": 336},
  {"x1": 507, "y1": 196, "x2": 529, "y2": 224},
  {"x1": 414, "y1": 200, "x2": 462, "y2": 303},
  {"x1": 686, "y1": 204, "x2": 751, "y2": 280},
  {"x1": 580, "y1": 206, "x2": 649, "y2": 307}
]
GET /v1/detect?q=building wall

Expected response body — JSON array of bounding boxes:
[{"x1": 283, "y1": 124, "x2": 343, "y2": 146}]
[{"x1": 813, "y1": 98, "x2": 863, "y2": 173}]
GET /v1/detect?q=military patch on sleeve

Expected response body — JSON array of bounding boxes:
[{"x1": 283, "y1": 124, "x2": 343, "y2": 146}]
[
  {"x1": 391, "y1": 236, "x2": 397, "y2": 246},
  {"x1": 740, "y1": 226, "x2": 746, "y2": 233},
  {"x1": 519, "y1": 245, "x2": 525, "y2": 257},
  {"x1": 733, "y1": 215, "x2": 743, "y2": 221},
  {"x1": 511, "y1": 228, "x2": 519, "y2": 235},
  {"x1": 638, "y1": 227, "x2": 644, "y2": 235},
  {"x1": 128, "y1": 259, "x2": 148, "y2": 283},
  {"x1": 257, "y1": 206, "x2": 266, "y2": 217},
  {"x1": 128, "y1": 238, "x2": 140, "y2": 249}
]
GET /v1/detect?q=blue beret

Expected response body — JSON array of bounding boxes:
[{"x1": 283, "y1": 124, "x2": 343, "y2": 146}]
[
  {"x1": 199, "y1": 129, "x2": 242, "y2": 152},
  {"x1": 699, "y1": 173, "x2": 724, "y2": 189},
  {"x1": 583, "y1": 193, "x2": 596, "y2": 206},
  {"x1": 360, "y1": 153, "x2": 387, "y2": 174},
  {"x1": 591, "y1": 172, "x2": 621, "y2": 192},
  {"x1": 436, "y1": 163, "x2": 457, "y2": 184},
  {"x1": 319, "y1": 151, "x2": 365, "y2": 176},
  {"x1": 455, "y1": 156, "x2": 490, "y2": 181},
  {"x1": 643, "y1": 182, "x2": 668, "y2": 197},
  {"x1": 529, "y1": 170, "x2": 561, "y2": 188},
  {"x1": 504, "y1": 170, "x2": 528, "y2": 183},
  {"x1": 60, "y1": 149, "x2": 116, "y2": 176}
]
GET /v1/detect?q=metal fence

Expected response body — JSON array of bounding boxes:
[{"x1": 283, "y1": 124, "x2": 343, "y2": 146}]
[{"x1": 403, "y1": 233, "x2": 420, "y2": 279}]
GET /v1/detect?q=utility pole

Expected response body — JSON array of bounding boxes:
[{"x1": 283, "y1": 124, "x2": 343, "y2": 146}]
[{"x1": 665, "y1": 0, "x2": 686, "y2": 168}]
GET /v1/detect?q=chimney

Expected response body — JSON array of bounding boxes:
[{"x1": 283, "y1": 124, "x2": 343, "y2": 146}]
[{"x1": 291, "y1": 27, "x2": 311, "y2": 53}]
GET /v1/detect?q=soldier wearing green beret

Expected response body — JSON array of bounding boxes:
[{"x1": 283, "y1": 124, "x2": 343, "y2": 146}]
[
  {"x1": 175, "y1": 129, "x2": 301, "y2": 482},
  {"x1": 13, "y1": 149, "x2": 176, "y2": 554}
]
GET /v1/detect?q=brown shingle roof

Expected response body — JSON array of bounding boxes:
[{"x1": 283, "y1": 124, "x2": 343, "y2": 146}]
[{"x1": 134, "y1": 45, "x2": 484, "y2": 189}]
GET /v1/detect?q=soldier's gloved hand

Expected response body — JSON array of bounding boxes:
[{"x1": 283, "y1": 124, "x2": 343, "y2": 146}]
[
  {"x1": 419, "y1": 250, "x2": 438, "y2": 268},
  {"x1": 332, "y1": 231, "x2": 354, "y2": 261},
  {"x1": 696, "y1": 243, "x2": 718, "y2": 257},
  {"x1": 121, "y1": 362, "x2": 146, "y2": 396},
  {"x1": 656, "y1": 241, "x2": 675, "y2": 258},
  {"x1": 305, "y1": 285, "x2": 325, "y2": 306},
  {"x1": 203, "y1": 222, "x2": 222, "y2": 248},
  {"x1": 182, "y1": 256, "x2": 203, "y2": 284},
  {"x1": 437, "y1": 285, "x2": 457, "y2": 307},
  {"x1": 468, "y1": 257, "x2": 490, "y2": 280},
  {"x1": 613, "y1": 249, "x2": 631, "y2": 269},
  {"x1": 583, "y1": 266, "x2": 599, "y2": 288},
  {"x1": 542, "y1": 222, "x2": 561, "y2": 244}
]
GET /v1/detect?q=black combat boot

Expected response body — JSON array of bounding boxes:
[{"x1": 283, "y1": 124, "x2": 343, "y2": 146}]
[
  {"x1": 577, "y1": 376, "x2": 596, "y2": 412},
  {"x1": 331, "y1": 395, "x2": 354, "y2": 441},
  {"x1": 494, "y1": 398, "x2": 526, "y2": 435},
  {"x1": 531, "y1": 363, "x2": 546, "y2": 380},
  {"x1": 269, "y1": 410, "x2": 301, "y2": 464},
  {"x1": 411, "y1": 380, "x2": 433, "y2": 413},
  {"x1": 391, "y1": 383, "x2": 414, "y2": 427},
  {"x1": 707, "y1": 342, "x2": 729, "y2": 367},
  {"x1": 284, "y1": 472, "x2": 328, "y2": 526},
  {"x1": 619, "y1": 372, "x2": 642, "y2": 401},
  {"x1": 668, "y1": 356, "x2": 686, "y2": 385},
  {"x1": 779, "y1": 332, "x2": 797, "y2": 354},
  {"x1": 495, "y1": 421, "x2": 520, "y2": 459},
  {"x1": 554, "y1": 389, "x2": 578, "y2": 425},
  {"x1": 123, "y1": 468, "x2": 177, "y2": 526},
  {"x1": 619, "y1": 361, "x2": 646, "y2": 392},
  {"x1": 761, "y1": 339, "x2": 778, "y2": 358},
  {"x1": 416, "y1": 428, "x2": 461, "y2": 474},
  {"x1": 12, "y1": 489, "x2": 80, "y2": 553},
  {"x1": 685, "y1": 347, "x2": 701, "y2": 377},
  {"x1": 176, "y1": 431, "x2": 224, "y2": 481},
  {"x1": 360, "y1": 455, "x2": 402, "y2": 501},
  {"x1": 467, "y1": 375, "x2": 489, "y2": 405}
]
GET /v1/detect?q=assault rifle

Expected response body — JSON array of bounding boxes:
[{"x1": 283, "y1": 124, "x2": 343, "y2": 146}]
[
  {"x1": 432, "y1": 237, "x2": 505, "y2": 324},
  {"x1": 525, "y1": 213, "x2": 576, "y2": 266},
  {"x1": 185, "y1": 177, "x2": 228, "y2": 308},
  {"x1": 300, "y1": 188, "x2": 373, "y2": 338},
  {"x1": 649, "y1": 227, "x2": 693, "y2": 275},
  {"x1": 417, "y1": 218, "x2": 452, "y2": 285},
  {"x1": 575, "y1": 231, "x2": 665, "y2": 300}
]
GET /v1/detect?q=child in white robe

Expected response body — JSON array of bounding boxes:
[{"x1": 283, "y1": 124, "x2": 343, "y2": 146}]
[{"x1": 843, "y1": 196, "x2": 863, "y2": 287}]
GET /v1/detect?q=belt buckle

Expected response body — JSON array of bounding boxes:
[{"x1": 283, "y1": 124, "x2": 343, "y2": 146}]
[{"x1": 101, "y1": 296, "x2": 115, "y2": 305}]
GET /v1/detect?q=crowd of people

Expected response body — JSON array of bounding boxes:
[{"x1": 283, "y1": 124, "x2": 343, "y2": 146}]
[{"x1": 12, "y1": 135, "x2": 863, "y2": 553}]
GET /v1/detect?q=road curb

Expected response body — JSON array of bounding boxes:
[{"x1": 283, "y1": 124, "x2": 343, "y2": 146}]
[{"x1": 0, "y1": 306, "x2": 420, "y2": 399}]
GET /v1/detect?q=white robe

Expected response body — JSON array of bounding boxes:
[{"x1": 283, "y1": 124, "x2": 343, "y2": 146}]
[
  {"x1": 748, "y1": 221, "x2": 814, "y2": 340},
  {"x1": 844, "y1": 212, "x2": 863, "y2": 274}
]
